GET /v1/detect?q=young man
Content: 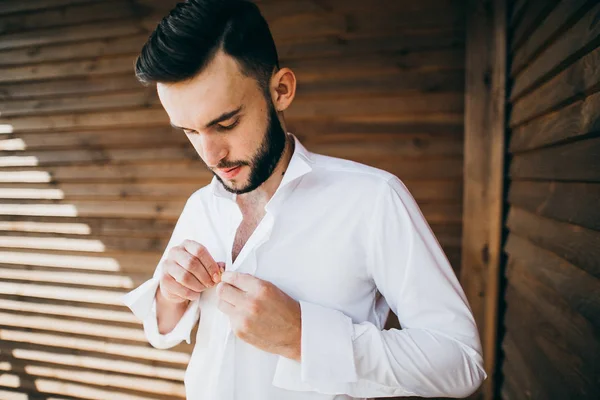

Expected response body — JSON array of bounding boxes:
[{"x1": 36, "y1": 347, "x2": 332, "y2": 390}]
[{"x1": 121, "y1": 1, "x2": 487, "y2": 399}]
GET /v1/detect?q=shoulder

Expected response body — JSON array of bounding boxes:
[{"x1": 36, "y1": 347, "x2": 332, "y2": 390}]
[{"x1": 308, "y1": 152, "x2": 406, "y2": 196}]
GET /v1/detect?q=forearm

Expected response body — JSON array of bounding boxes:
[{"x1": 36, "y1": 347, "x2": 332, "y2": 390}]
[
  {"x1": 280, "y1": 301, "x2": 486, "y2": 398},
  {"x1": 155, "y1": 286, "x2": 190, "y2": 334}
]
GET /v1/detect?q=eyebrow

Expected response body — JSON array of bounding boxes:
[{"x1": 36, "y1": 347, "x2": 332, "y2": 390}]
[{"x1": 170, "y1": 105, "x2": 244, "y2": 131}]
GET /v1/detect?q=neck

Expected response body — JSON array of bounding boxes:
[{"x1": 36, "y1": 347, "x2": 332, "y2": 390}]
[{"x1": 237, "y1": 132, "x2": 295, "y2": 205}]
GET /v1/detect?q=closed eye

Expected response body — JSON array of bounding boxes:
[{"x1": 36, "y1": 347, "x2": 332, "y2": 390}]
[{"x1": 216, "y1": 119, "x2": 240, "y2": 132}]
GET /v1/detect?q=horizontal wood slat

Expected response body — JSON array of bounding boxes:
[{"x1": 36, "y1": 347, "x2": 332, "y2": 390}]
[
  {"x1": 508, "y1": 181, "x2": 600, "y2": 230},
  {"x1": 509, "y1": 137, "x2": 600, "y2": 181}
]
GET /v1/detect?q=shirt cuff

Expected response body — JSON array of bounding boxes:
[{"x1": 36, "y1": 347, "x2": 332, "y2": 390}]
[
  {"x1": 120, "y1": 278, "x2": 201, "y2": 349},
  {"x1": 299, "y1": 300, "x2": 358, "y2": 385}
]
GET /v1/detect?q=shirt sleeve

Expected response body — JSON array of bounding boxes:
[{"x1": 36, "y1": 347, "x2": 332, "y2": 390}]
[
  {"x1": 119, "y1": 197, "x2": 202, "y2": 350},
  {"x1": 273, "y1": 176, "x2": 487, "y2": 398}
]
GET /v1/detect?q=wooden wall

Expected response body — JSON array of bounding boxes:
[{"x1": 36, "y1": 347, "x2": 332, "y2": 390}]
[
  {"x1": 0, "y1": 0, "x2": 466, "y2": 398},
  {"x1": 500, "y1": 0, "x2": 600, "y2": 398}
]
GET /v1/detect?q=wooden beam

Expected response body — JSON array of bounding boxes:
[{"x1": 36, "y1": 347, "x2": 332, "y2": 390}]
[{"x1": 461, "y1": 0, "x2": 507, "y2": 398}]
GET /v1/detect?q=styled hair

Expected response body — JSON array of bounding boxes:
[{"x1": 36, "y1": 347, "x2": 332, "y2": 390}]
[{"x1": 135, "y1": 0, "x2": 279, "y2": 93}]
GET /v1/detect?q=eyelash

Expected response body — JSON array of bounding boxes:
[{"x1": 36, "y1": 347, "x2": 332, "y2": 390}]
[
  {"x1": 184, "y1": 119, "x2": 239, "y2": 135},
  {"x1": 216, "y1": 119, "x2": 239, "y2": 132}
]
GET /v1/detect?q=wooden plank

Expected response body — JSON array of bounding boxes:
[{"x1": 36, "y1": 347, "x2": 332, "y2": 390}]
[
  {"x1": 286, "y1": 49, "x2": 464, "y2": 76},
  {"x1": 0, "y1": 216, "x2": 176, "y2": 238},
  {"x1": 287, "y1": 120, "x2": 464, "y2": 137},
  {"x1": 0, "y1": 54, "x2": 137, "y2": 83},
  {"x1": 288, "y1": 93, "x2": 464, "y2": 120},
  {"x1": 0, "y1": 0, "x2": 100, "y2": 15},
  {"x1": 461, "y1": 2, "x2": 506, "y2": 398},
  {"x1": 0, "y1": 18, "x2": 150, "y2": 51},
  {"x1": 0, "y1": 127, "x2": 184, "y2": 150},
  {"x1": 502, "y1": 288, "x2": 576, "y2": 399},
  {"x1": 0, "y1": 200, "x2": 185, "y2": 220},
  {"x1": 296, "y1": 70, "x2": 465, "y2": 98},
  {"x1": 504, "y1": 270, "x2": 598, "y2": 396},
  {"x1": 0, "y1": 267, "x2": 137, "y2": 290},
  {"x1": 501, "y1": 335, "x2": 550, "y2": 400},
  {"x1": 509, "y1": 45, "x2": 600, "y2": 127},
  {"x1": 508, "y1": 181, "x2": 600, "y2": 231},
  {"x1": 0, "y1": 161, "x2": 211, "y2": 183},
  {"x1": 510, "y1": 0, "x2": 591, "y2": 76},
  {"x1": 510, "y1": 136, "x2": 600, "y2": 181},
  {"x1": 511, "y1": 2, "x2": 600, "y2": 100},
  {"x1": 0, "y1": 182, "x2": 201, "y2": 200},
  {"x1": 402, "y1": 180, "x2": 463, "y2": 202},
  {"x1": 0, "y1": 74, "x2": 141, "y2": 100},
  {"x1": 0, "y1": 232, "x2": 169, "y2": 253},
  {"x1": 504, "y1": 288, "x2": 592, "y2": 398},
  {"x1": 1, "y1": 108, "x2": 169, "y2": 132},
  {"x1": 0, "y1": 248, "x2": 161, "y2": 275},
  {"x1": 0, "y1": 146, "x2": 198, "y2": 167},
  {"x1": 277, "y1": 30, "x2": 464, "y2": 62},
  {"x1": 507, "y1": 207, "x2": 600, "y2": 279},
  {"x1": 0, "y1": 1, "x2": 140, "y2": 35},
  {"x1": 0, "y1": 34, "x2": 147, "y2": 66},
  {"x1": 510, "y1": 90, "x2": 600, "y2": 152},
  {"x1": 362, "y1": 157, "x2": 464, "y2": 180},
  {"x1": 0, "y1": 89, "x2": 159, "y2": 117},
  {"x1": 306, "y1": 135, "x2": 463, "y2": 158},
  {"x1": 510, "y1": 0, "x2": 558, "y2": 53},
  {"x1": 505, "y1": 233, "x2": 600, "y2": 326}
]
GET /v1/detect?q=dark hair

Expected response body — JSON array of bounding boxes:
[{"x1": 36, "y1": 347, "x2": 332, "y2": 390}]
[{"x1": 135, "y1": 0, "x2": 279, "y2": 94}]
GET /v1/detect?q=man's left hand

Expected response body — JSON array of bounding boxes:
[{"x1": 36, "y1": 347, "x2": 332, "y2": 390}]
[{"x1": 216, "y1": 271, "x2": 301, "y2": 361}]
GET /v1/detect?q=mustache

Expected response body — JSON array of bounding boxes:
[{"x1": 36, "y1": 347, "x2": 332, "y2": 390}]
[{"x1": 212, "y1": 160, "x2": 250, "y2": 169}]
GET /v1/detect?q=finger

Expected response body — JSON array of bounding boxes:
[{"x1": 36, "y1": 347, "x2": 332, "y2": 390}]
[
  {"x1": 215, "y1": 282, "x2": 246, "y2": 306},
  {"x1": 220, "y1": 271, "x2": 260, "y2": 292},
  {"x1": 164, "y1": 260, "x2": 205, "y2": 292},
  {"x1": 217, "y1": 297, "x2": 236, "y2": 315},
  {"x1": 172, "y1": 246, "x2": 213, "y2": 288},
  {"x1": 183, "y1": 240, "x2": 221, "y2": 284},
  {"x1": 161, "y1": 273, "x2": 200, "y2": 301}
]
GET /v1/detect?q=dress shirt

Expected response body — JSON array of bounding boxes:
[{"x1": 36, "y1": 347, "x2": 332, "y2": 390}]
[{"x1": 121, "y1": 132, "x2": 487, "y2": 399}]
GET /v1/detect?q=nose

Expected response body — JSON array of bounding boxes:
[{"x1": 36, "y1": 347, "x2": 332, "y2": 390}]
[{"x1": 197, "y1": 134, "x2": 227, "y2": 167}]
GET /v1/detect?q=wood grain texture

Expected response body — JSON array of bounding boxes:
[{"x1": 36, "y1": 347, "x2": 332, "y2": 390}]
[
  {"x1": 461, "y1": 1, "x2": 506, "y2": 398},
  {"x1": 501, "y1": 0, "x2": 600, "y2": 398}
]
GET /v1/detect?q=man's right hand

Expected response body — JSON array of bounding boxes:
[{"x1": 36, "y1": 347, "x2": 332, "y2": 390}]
[{"x1": 158, "y1": 239, "x2": 225, "y2": 304}]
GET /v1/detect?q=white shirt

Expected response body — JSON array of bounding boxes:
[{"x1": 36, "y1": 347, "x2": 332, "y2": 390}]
[{"x1": 121, "y1": 132, "x2": 487, "y2": 400}]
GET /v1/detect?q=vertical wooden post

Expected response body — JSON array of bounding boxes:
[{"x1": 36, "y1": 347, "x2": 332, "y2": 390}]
[{"x1": 461, "y1": 0, "x2": 506, "y2": 399}]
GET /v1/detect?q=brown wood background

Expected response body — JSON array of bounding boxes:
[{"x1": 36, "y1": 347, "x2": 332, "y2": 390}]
[
  {"x1": 0, "y1": 0, "x2": 466, "y2": 398},
  {"x1": 500, "y1": 0, "x2": 600, "y2": 399}
]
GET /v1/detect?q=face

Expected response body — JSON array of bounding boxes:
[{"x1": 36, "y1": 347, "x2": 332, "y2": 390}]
[{"x1": 156, "y1": 50, "x2": 287, "y2": 194}]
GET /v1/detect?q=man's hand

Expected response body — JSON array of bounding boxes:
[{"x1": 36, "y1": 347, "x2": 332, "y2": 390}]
[
  {"x1": 158, "y1": 239, "x2": 225, "y2": 305},
  {"x1": 216, "y1": 271, "x2": 301, "y2": 361}
]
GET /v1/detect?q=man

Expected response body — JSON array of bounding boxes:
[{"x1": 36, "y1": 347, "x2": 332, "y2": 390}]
[{"x1": 121, "y1": 0, "x2": 487, "y2": 399}]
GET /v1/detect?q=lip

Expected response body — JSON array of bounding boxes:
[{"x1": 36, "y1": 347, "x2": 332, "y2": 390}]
[{"x1": 218, "y1": 166, "x2": 242, "y2": 179}]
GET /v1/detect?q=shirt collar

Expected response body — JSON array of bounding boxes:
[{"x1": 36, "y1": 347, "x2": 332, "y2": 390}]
[{"x1": 209, "y1": 132, "x2": 313, "y2": 201}]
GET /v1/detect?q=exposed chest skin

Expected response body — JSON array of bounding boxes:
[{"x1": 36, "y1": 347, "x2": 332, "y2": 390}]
[{"x1": 231, "y1": 195, "x2": 267, "y2": 263}]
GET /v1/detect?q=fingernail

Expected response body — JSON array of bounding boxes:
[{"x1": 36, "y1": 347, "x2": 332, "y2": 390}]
[{"x1": 213, "y1": 273, "x2": 221, "y2": 283}]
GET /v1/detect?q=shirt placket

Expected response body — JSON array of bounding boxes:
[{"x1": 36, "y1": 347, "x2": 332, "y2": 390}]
[{"x1": 215, "y1": 202, "x2": 276, "y2": 399}]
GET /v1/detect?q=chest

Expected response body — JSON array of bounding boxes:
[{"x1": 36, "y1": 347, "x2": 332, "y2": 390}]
[{"x1": 231, "y1": 206, "x2": 265, "y2": 262}]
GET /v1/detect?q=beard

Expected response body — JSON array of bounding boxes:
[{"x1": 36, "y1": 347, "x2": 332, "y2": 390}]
[{"x1": 211, "y1": 102, "x2": 287, "y2": 195}]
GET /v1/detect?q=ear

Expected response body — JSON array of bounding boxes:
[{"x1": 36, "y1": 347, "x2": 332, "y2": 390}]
[{"x1": 269, "y1": 67, "x2": 297, "y2": 112}]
